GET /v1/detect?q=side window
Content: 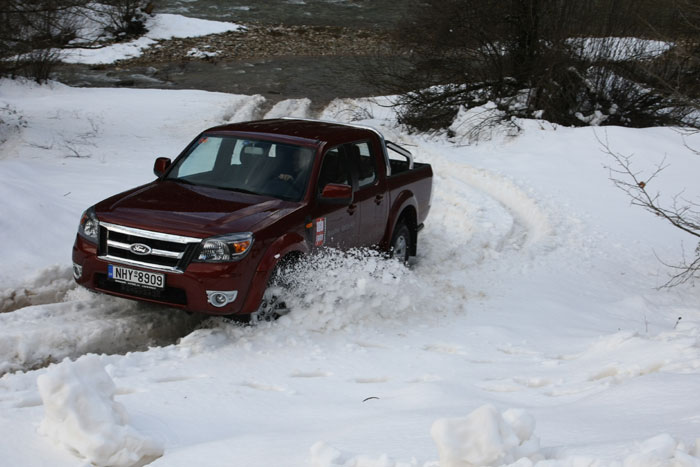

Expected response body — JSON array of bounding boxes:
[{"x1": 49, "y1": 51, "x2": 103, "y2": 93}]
[
  {"x1": 318, "y1": 147, "x2": 351, "y2": 191},
  {"x1": 353, "y1": 142, "x2": 376, "y2": 188},
  {"x1": 176, "y1": 136, "x2": 221, "y2": 177}
]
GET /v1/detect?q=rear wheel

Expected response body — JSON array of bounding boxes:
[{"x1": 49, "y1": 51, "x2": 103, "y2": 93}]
[{"x1": 389, "y1": 221, "x2": 412, "y2": 264}]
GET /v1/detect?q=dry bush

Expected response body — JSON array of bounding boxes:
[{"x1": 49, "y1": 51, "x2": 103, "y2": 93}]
[
  {"x1": 377, "y1": 0, "x2": 699, "y2": 132},
  {"x1": 0, "y1": 0, "x2": 152, "y2": 82}
]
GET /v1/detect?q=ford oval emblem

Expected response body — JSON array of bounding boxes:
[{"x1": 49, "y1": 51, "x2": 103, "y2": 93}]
[{"x1": 129, "y1": 243, "x2": 152, "y2": 256}]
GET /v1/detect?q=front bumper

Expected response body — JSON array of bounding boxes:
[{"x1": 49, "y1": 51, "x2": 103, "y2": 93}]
[{"x1": 72, "y1": 235, "x2": 260, "y2": 315}]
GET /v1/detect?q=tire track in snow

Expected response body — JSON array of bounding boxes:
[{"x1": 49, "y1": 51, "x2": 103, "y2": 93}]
[
  {"x1": 0, "y1": 266, "x2": 75, "y2": 314},
  {"x1": 0, "y1": 279, "x2": 207, "y2": 376},
  {"x1": 0, "y1": 122, "x2": 559, "y2": 374},
  {"x1": 391, "y1": 134, "x2": 557, "y2": 286}
]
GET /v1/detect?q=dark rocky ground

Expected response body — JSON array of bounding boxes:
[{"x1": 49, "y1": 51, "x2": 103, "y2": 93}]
[
  {"x1": 123, "y1": 24, "x2": 394, "y2": 64},
  {"x1": 54, "y1": 23, "x2": 400, "y2": 107}
]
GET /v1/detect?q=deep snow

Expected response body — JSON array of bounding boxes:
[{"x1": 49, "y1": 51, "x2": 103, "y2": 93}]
[{"x1": 0, "y1": 78, "x2": 699, "y2": 467}]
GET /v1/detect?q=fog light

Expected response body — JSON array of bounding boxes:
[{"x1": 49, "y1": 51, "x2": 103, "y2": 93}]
[
  {"x1": 206, "y1": 290, "x2": 238, "y2": 308},
  {"x1": 73, "y1": 263, "x2": 83, "y2": 280}
]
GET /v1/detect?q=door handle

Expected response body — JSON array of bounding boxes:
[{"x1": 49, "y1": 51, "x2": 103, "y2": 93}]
[
  {"x1": 374, "y1": 194, "x2": 384, "y2": 205},
  {"x1": 347, "y1": 204, "x2": 357, "y2": 215}
]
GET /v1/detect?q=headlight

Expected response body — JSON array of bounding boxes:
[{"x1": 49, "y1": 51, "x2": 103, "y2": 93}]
[
  {"x1": 78, "y1": 207, "x2": 99, "y2": 242},
  {"x1": 195, "y1": 232, "x2": 253, "y2": 262}
]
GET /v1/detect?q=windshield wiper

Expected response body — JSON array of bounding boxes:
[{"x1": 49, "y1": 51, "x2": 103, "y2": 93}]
[
  {"x1": 223, "y1": 187, "x2": 260, "y2": 196},
  {"x1": 169, "y1": 177, "x2": 197, "y2": 186}
]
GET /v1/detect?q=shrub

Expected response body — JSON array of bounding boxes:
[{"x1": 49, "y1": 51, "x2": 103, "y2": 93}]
[{"x1": 381, "y1": 0, "x2": 699, "y2": 132}]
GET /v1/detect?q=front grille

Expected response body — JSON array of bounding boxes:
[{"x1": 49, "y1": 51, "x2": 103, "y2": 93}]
[
  {"x1": 95, "y1": 273, "x2": 187, "y2": 305},
  {"x1": 98, "y1": 221, "x2": 202, "y2": 273}
]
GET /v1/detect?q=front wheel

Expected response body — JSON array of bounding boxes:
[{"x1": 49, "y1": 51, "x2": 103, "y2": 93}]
[
  {"x1": 250, "y1": 285, "x2": 289, "y2": 323},
  {"x1": 389, "y1": 221, "x2": 412, "y2": 264},
  {"x1": 249, "y1": 264, "x2": 294, "y2": 324}
]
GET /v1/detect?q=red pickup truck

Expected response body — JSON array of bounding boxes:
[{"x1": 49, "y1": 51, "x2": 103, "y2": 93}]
[{"x1": 72, "y1": 119, "x2": 433, "y2": 319}]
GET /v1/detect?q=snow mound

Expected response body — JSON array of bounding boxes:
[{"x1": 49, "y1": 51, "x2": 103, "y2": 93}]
[
  {"x1": 431, "y1": 405, "x2": 543, "y2": 467},
  {"x1": 60, "y1": 14, "x2": 243, "y2": 65},
  {"x1": 567, "y1": 37, "x2": 673, "y2": 61},
  {"x1": 622, "y1": 434, "x2": 700, "y2": 467},
  {"x1": 37, "y1": 355, "x2": 163, "y2": 467},
  {"x1": 311, "y1": 442, "x2": 421, "y2": 467},
  {"x1": 221, "y1": 94, "x2": 267, "y2": 122},
  {"x1": 0, "y1": 265, "x2": 74, "y2": 314},
  {"x1": 264, "y1": 98, "x2": 313, "y2": 119},
  {"x1": 277, "y1": 248, "x2": 436, "y2": 332}
]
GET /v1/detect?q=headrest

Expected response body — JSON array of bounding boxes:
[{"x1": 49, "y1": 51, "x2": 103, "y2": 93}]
[{"x1": 241, "y1": 145, "x2": 264, "y2": 164}]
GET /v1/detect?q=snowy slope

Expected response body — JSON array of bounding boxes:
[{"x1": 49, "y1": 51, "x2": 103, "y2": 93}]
[{"x1": 0, "y1": 80, "x2": 699, "y2": 467}]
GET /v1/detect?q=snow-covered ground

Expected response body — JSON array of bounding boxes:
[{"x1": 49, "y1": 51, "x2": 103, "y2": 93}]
[
  {"x1": 1, "y1": 78, "x2": 699, "y2": 467},
  {"x1": 59, "y1": 13, "x2": 242, "y2": 64}
]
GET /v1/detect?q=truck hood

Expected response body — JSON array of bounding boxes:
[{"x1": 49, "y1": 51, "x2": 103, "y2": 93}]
[{"x1": 95, "y1": 180, "x2": 299, "y2": 238}]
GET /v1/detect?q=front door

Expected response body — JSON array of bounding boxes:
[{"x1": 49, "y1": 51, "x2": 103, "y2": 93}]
[{"x1": 312, "y1": 145, "x2": 359, "y2": 249}]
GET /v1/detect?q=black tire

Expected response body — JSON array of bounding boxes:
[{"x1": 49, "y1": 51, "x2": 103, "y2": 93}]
[
  {"x1": 249, "y1": 262, "x2": 294, "y2": 324},
  {"x1": 389, "y1": 221, "x2": 412, "y2": 264}
]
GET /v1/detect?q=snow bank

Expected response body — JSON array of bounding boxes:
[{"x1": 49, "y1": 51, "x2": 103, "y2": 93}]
[
  {"x1": 0, "y1": 283, "x2": 205, "y2": 375},
  {"x1": 311, "y1": 442, "x2": 421, "y2": 467},
  {"x1": 264, "y1": 98, "x2": 313, "y2": 119},
  {"x1": 276, "y1": 248, "x2": 435, "y2": 332},
  {"x1": 0, "y1": 265, "x2": 74, "y2": 314},
  {"x1": 430, "y1": 406, "x2": 700, "y2": 467},
  {"x1": 60, "y1": 14, "x2": 243, "y2": 65},
  {"x1": 567, "y1": 37, "x2": 673, "y2": 61},
  {"x1": 622, "y1": 434, "x2": 700, "y2": 467},
  {"x1": 431, "y1": 405, "x2": 543, "y2": 467},
  {"x1": 37, "y1": 355, "x2": 163, "y2": 466}
]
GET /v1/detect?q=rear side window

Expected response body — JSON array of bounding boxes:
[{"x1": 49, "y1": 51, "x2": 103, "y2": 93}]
[{"x1": 353, "y1": 142, "x2": 376, "y2": 188}]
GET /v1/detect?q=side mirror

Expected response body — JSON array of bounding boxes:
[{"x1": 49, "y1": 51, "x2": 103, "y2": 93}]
[
  {"x1": 153, "y1": 157, "x2": 171, "y2": 177},
  {"x1": 319, "y1": 183, "x2": 353, "y2": 205}
]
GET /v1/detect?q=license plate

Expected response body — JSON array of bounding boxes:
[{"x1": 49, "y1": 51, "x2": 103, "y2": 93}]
[{"x1": 108, "y1": 265, "x2": 165, "y2": 289}]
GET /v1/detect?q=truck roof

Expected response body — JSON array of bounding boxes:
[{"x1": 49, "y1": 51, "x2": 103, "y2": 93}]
[{"x1": 205, "y1": 119, "x2": 382, "y2": 146}]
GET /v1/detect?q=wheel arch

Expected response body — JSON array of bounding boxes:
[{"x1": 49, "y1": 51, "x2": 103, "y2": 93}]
[
  {"x1": 239, "y1": 232, "x2": 307, "y2": 315},
  {"x1": 385, "y1": 192, "x2": 419, "y2": 256}
]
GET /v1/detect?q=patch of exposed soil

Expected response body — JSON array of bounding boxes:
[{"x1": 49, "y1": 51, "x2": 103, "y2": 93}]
[{"x1": 116, "y1": 23, "x2": 394, "y2": 66}]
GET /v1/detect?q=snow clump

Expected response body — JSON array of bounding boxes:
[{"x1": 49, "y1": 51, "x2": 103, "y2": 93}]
[
  {"x1": 276, "y1": 248, "x2": 430, "y2": 332},
  {"x1": 622, "y1": 433, "x2": 700, "y2": 467},
  {"x1": 310, "y1": 441, "x2": 421, "y2": 467},
  {"x1": 37, "y1": 355, "x2": 163, "y2": 466},
  {"x1": 430, "y1": 405, "x2": 543, "y2": 467}
]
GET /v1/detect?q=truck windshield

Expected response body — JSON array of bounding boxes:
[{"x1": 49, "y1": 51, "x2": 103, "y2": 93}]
[{"x1": 165, "y1": 135, "x2": 315, "y2": 202}]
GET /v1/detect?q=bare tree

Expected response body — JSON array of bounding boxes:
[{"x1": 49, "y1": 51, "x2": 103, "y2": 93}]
[
  {"x1": 375, "y1": 0, "x2": 699, "y2": 132},
  {"x1": 0, "y1": 0, "x2": 88, "y2": 81},
  {"x1": 0, "y1": 0, "x2": 152, "y2": 82},
  {"x1": 604, "y1": 132, "x2": 700, "y2": 287}
]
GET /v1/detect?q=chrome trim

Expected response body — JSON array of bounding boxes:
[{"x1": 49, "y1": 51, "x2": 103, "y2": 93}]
[
  {"x1": 206, "y1": 290, "x2": 238, "y2": 307},
  {"x1": 107, "y1": 240, "x2": 184, "y2": 259},
  {"x1": 129, "y1": 243, "x2": 152, "y2": 256},
  {"x1": 98, "y1": 255, "x2": 185, "y2": 273},
  {"x1": 72, "y1": 263, "x2": 83, "y2": 280},
  {"x1": 99, "y1": 221, "x2": 202, "y2": 244},
  {"x1": 386, "y1": 140, "x2": 414, "y2": 170}
]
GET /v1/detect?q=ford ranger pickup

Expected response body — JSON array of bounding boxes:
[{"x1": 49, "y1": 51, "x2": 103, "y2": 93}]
[{"x1": 72, "y1": 119, "x2": 433, "y2": 318}]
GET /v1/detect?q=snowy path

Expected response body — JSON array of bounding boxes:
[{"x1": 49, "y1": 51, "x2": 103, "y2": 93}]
[
  {"x1": 1, "y1": 84, "x2": 699, "y2": 466},
  {"x1": 0, "y1": 131, "x2": 552, "y2": 375}
]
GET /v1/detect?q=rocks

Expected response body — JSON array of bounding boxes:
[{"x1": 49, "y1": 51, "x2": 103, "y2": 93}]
[{"x1": 118, "y1": 23, "x2": 393, "y2": 66}]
